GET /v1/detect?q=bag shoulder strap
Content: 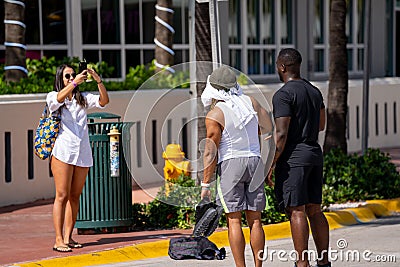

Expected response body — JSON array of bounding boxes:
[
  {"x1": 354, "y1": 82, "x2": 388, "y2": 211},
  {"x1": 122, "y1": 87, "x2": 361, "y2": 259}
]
[
  {"x1": 52, "y1": 107, "x2": 61, "y2": 118},
  {"x1": 41, "y1": 104, "x2": 49, "y2": 117},
  {"x1": 44, "y1": 103, "x2": 61, "y2": 118}
]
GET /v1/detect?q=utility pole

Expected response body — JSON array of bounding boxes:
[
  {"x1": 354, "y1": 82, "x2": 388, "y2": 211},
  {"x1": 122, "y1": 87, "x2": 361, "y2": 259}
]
[{"x1": 362, "y1": 0, "x2": 371, "y2": 154}]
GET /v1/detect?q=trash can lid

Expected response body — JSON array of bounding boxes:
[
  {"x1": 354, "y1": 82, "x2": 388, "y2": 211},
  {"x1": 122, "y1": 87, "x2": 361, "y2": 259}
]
[{"x1": 87, "y1": 112, "x2": 121, "y2": 120}]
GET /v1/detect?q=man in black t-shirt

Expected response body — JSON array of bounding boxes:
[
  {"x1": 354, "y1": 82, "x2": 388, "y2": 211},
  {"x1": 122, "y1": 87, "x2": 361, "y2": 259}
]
[{"x1": 267, "y1": 48, "x2": 331, "y2": 267}]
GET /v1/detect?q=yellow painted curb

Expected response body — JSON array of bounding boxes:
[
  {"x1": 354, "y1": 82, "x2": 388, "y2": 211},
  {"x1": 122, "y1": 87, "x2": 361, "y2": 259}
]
[
  {"x1": 324, "y1": 211, "x2": 354, "y2": 229},
  {"x1": 364, "y1": 203, "x2": 390, "y2": 217},
  {"x1": 208, "y1": 229, "x2": 230, "y2": 247},
  {"x1": 264, "y1": 221, "x2": 292, "y2": 240},
  {"x1": 16, "y1": 197, "x2": 400, "y2": 267},
  {"x1": 15, "y1": 240, "x2": 170, "y2": 267},
  {"x1": 345, "y1": 206, "x2": 376, "y2": 223},
  {"x1": 367, "y1": 197, "x2": 400, "y2": 213},
  {"x1": 326, "y1": 210, "x2": 358, "y2": 225}
]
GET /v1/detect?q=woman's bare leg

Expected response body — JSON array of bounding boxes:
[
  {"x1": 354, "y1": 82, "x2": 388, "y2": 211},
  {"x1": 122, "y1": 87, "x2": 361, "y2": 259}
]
[
  {"x1": 51, "y1": 157, "x2": 74, "y2": 250},
  {"x1": 64, "y1": 166, "x2": 89, "y2": 245}
]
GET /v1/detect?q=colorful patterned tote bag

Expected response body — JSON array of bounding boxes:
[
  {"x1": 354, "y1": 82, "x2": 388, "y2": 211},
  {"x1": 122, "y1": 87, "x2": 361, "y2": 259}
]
[{"x1": 34, "y1": 104, "x2": 61, "y2": 160}]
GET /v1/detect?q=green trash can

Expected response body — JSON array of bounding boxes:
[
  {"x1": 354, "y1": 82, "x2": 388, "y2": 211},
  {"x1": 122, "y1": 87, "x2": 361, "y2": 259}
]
[{"x1": 76, "y1": 112, "x2": 134, "y2": 234}]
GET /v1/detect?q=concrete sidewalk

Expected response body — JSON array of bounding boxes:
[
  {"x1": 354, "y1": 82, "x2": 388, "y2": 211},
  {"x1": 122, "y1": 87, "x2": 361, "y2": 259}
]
[
  {"x1": 4, "y1": 198, "x2": 400, "y2": 267},
  {"x1": 1, "y1": 147, "x2": 399, "y2": 267},
  {"x1": 0, "y1": 186, "x2": 173, "y2": 267}
]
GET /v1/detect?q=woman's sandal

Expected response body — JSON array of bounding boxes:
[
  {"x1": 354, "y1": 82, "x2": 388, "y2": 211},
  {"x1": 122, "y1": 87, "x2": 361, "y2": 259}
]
[{"x1": 53, "y1": 246, "x2": 72, "y2": 252}]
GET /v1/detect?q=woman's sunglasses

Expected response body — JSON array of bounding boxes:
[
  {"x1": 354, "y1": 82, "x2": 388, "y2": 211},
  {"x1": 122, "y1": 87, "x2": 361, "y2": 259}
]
[{"x1": 64, "y1": 73, "x2": 76, "y2": 80}]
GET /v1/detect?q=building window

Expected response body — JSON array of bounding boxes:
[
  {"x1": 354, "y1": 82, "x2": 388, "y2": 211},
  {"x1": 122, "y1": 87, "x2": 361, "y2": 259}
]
[
  {"x1": 229, "y1": 0, "x2": 241, "y2": 44},
  {"x1": 125, "y1": 0, "x2": 140, "y2": 44},
  {"x1": 81, "y1": 0, "x2": 122, "y2": 77},
  {"x1": 172, "y1": 0, "x2": 189, "y2": 64},
  {"x1": 81, "y1": 1, "x2": 120, "y2": 44},
  {"x1": 280, "y1": 0, "x2": 293, "y2": 44},
  {"x1": 262, "y1": 0, "x2": 275, "y2": 45},
  {"x1": 80, "y1": 0, "x2": 189, "y2": 78},
  {"x1": 25, "y1": 0, "x2": 40, "y2": 44},
  {"x1": 313, "y1": 0, "x2": 328, "y2": 74},
  {"x1": 0, "y1": 1, "x2": 4, "y2": 48},
  {"x1": 42, "y1": 0, "x2": 67, "y2": 44},
  {"x1": 229, "y1": 49, "x2": 242, "y2": 71},
  {"x1": 173, "y1": 0, "x2": 189, "y2": 45},
  {"x1": 312, "y1": 0, "x2": 365, "y2": 76},
  {"x1": 126, "y1": 50, "x2": 140, "y2": 73},
  {"x1": 346, "y1": 0, "x2": 365, "y2": 73},
  {"x1": 142, "y1": 1, "x2": 157, "y2": 44},
  {"x1": 229, "y1": 0, "x2": 294, "y2": 79},
  {"x1": 263, "y1": 49, "x2": 275, "y2": 74},
  {"x1": 27, "y1": 0, "x2": 67, "y2": 55},
  {"x1": 0, "y1": 0, "x2": 67, "y2": 62},
  {"x1": 82, "y1": 1, "x2": 99, "y2": 44},
  {"x1": 394, "y1": 0, "x2": 400, "y2": 76}
]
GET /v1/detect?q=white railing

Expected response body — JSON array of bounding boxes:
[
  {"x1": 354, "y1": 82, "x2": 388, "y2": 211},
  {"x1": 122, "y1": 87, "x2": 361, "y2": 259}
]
[{"x1": 0, "y1": 78, "x2": 399, "y2": 207}]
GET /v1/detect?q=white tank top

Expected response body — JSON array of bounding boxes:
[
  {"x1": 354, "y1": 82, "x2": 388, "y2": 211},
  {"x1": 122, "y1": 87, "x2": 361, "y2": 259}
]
[{"x1": 215, "y1": 95, "x2": 260, "y2": 163}]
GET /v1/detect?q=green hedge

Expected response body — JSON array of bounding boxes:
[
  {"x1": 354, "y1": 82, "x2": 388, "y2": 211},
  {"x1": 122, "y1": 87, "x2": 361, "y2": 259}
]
[
  {"x1": 0, "y1": 57, "x2": 115, "y2": 94},
  {"x1": 131, "y1": 174, "x2": 286, "y2": 230},
  {"x1": 0, "y1": 56, "x2": 189, "y2": 95},
  {"x1": 131, "y1": 148, "x2": 400, "y2": 230},
  {"x1": 322, "y1": 148, "x2": 400, "y2": 206}
]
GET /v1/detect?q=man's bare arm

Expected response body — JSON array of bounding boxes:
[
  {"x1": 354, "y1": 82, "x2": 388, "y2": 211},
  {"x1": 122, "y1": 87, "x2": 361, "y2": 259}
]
[
  {"x1": 202, "y1": 109, "x2": 223, "y2": 199},
  {"x1": 249, "y1": 96, "x2": 273, "y2": 135},
  {"x1": 273, "y1": 116, "x2": 290, "y2": 164},
  {"x1": 266, "y1": 116, "x2": 290, "y2": 186},
  {"x1": 319, "y1": 108, "x2": 326, "y2": 131}
]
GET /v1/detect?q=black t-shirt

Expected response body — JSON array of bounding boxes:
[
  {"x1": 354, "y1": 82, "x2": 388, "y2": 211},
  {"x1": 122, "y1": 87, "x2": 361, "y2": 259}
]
[{"x1": 272, "y1": 79, "x2": 325, "y2": 166}]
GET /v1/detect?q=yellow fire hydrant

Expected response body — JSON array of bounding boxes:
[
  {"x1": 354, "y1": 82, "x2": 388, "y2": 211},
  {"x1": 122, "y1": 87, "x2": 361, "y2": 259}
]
[{"x1": 162, "y1": 143, "x2": 191, "y2": 195}]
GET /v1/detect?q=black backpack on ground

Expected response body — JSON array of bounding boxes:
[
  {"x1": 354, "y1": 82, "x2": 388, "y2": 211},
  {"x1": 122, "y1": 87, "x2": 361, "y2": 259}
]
[
  {"x1": 168, "y1": 197, "x2": 225, "y2": 260},
  {"x1": 168, "y1": 236, "x2": 226, "y2": 260}
]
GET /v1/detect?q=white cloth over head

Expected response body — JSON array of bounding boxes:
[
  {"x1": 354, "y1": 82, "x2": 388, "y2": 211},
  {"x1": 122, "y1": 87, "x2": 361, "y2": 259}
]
[{"x1": 201, "y1": 76, "x2": 257, "y2": 129}]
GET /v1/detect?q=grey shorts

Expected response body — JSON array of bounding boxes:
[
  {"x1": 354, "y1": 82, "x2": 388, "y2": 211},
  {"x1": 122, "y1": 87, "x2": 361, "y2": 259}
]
[{"x1": 216, "y1": 157, "x2": 266, "y2": 213}]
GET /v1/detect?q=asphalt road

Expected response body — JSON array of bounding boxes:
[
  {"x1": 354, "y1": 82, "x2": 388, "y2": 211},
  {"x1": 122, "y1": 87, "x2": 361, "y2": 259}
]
[{"x1": 93, "y1": 214, "x2": 400, "y2": 267}]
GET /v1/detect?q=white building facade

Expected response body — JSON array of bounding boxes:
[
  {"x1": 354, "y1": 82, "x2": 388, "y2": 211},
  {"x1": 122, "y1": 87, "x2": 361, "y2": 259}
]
[
  {"x1": 0, "y1": 0, "x2": 399, "y2": 81},
  {"x1": 1, "y1": 1, "x2": 400, "y2": 206}
]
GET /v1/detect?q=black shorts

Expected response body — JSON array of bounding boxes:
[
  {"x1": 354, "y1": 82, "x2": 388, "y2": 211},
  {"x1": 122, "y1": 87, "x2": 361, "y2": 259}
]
[{"x1": 274, "y1": 164, "x2": 323, "y2": 212}]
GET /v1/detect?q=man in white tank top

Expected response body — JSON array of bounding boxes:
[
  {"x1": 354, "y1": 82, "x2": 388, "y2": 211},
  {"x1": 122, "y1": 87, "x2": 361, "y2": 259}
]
[{"x1": 201, "y1": 66, "x2": 273, "y2": 267}]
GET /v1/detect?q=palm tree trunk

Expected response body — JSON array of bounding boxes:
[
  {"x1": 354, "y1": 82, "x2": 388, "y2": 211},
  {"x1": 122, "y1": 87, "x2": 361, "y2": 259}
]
[
  {"x1": 4, "y1": 0, "x2": 27, "y2": 82},
  {"x1": 155, "y1": 0, "x2": 174, "y2": 72},
  {"x1": 324, "y1": 0, "x2": 348, "y2": 154}
]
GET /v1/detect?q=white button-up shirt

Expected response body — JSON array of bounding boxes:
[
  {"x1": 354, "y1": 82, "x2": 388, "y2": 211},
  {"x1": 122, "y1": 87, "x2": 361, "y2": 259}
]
[{"x1": 47, "y1": 91, "x2": 104, "y2": 167}]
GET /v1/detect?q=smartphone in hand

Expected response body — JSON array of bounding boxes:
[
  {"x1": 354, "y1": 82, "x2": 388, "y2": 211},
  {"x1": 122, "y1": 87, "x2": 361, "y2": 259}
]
[{"x1": 78, "y1": 60, "x2": 87, "y2": 74}]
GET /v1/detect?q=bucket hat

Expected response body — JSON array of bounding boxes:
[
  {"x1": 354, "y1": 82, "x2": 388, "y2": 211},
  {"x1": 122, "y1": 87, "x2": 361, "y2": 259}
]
[{"x1": 209, "y1": 66, "x2": 237, "y2": 90}]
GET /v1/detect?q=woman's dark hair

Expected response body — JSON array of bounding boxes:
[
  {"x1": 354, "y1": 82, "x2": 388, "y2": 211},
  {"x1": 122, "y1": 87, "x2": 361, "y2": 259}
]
[{"x1": 54, "y1": 64, "x2": 87, "y2": 108}]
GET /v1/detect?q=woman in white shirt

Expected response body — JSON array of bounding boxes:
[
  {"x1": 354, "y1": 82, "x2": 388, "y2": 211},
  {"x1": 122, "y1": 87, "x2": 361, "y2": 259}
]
[{"x1": 47, "y1": 64, "x2": 109, "y2": 252}]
